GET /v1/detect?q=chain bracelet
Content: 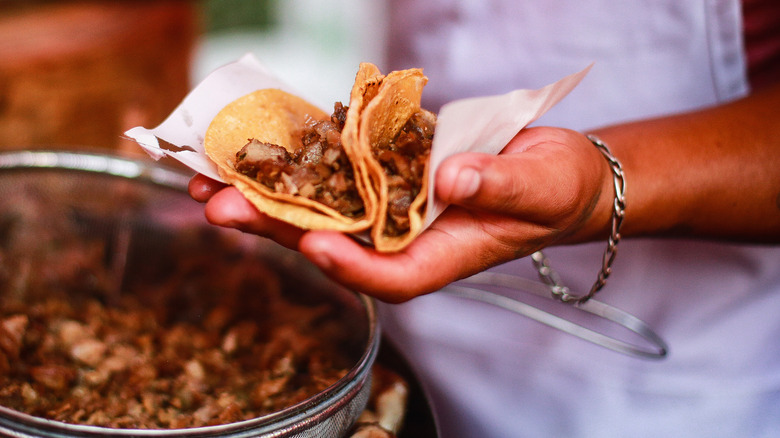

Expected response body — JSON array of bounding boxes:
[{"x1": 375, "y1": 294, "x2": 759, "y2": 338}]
[{"x1": 531, "y1": 134, "x2": 626, "y2": 304}]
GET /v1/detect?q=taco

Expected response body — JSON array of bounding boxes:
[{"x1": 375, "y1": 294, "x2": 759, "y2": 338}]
[
  {"x1": 204, "y1": 64, "x2": 383, "y2": 232},
  {"x1": 357, "y1": 68, "x2": 434, "y2": 252},
  {"x1": 204, "y1": 63, "x2": 434, "y2": 252}
]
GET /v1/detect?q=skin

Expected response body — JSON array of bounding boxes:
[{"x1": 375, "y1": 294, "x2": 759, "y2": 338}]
[{"x1": 190, "y1": 81, "x2": 780, "y2": 303}]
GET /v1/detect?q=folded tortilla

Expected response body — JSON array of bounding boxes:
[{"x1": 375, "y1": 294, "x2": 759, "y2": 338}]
[
  {"x1": 204, "y1": 63, "x2": 433, "y2": 251},
  {"x1": 205, "y1": 65, "x2": 381, "y2": 232},
  {"x1": 357, "y1": 68, "x2": 432, "y2": 252}
]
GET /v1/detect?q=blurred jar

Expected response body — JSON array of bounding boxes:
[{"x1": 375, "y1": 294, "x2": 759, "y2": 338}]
[{"x1": 0, "y1": 1, "x2": 198, "y2": 153}]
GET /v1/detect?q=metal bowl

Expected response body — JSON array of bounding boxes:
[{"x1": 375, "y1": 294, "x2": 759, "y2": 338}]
[{"x1": 0, "y1": 150, "x2": 379, "y2": 438}]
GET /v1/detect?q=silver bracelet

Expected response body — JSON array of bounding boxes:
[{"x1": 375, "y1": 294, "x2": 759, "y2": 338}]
[{"x1": 531, "y1": 134, "x2": 626, "y2": 304}]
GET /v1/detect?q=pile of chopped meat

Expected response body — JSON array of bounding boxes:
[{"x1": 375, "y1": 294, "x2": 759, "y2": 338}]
[
  {"x1": 374, "y1": 111, "x2": 435, "y2": 236},
  {"x1": 0, "y1": 202, "x2": 356, "y2": 429},
  {"x1": 235, "y1": 102, "x2": 365, "y2": 217}
]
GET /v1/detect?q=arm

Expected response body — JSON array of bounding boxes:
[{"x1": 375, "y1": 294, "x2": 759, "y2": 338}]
[
  {"x1": 190, "y1": 83, "x2": 780, "y2": 302},
  {"x1": 583, "y1": 82, "x2": 780, "y2": 243}
]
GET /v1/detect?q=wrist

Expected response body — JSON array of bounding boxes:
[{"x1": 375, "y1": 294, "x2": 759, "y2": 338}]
[
  {"x1": 555, "y1": 133, "x2": 622, "y2": 245},
  {"x1": 546, "y1": 134, "x2": 626, "y2": 303}
]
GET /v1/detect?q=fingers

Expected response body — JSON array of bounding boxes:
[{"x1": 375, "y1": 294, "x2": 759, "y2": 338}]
[
  {"x1": 195, "y1": 182, "x2": 514, "y2": 302},
  {"x1": 189, "y1": 174, "x2": 227, "y2": 202},
  {"x1": 298, "y1": 208, "x2": 517, "y2": 303},
  {"x1": 198, "y1": 186, "x2": 498, "y2": 301},
  {"x1": 298, "y1": 231, "x2": 458, "y2": 303},
  {"x1": 203, "y1": 187, "x2": 305, "y2": 250}
]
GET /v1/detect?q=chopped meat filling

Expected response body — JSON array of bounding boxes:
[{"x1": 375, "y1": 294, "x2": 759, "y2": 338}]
[
  {"x1": 235, "y1": 102, "x2": 364, "y2": 217},
  {"x1": 0, "y1": 213, "x2": 354, "y2": 429},
  {"x1": 375, "y1": 111, "x2": 435, "y2": 237}
]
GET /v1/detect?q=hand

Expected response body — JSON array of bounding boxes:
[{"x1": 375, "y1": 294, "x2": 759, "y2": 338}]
[{"x1": 189, "y1": 127, "x2": 613, "y2": 302}]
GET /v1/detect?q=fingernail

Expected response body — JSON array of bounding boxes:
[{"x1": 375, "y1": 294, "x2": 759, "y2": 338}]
[
  {"x1": 307, "y1": 247, "x2": 333, "y2": 271},
  {"x1": 452, "y1": 167, "x2": 481, "y2": 200}
]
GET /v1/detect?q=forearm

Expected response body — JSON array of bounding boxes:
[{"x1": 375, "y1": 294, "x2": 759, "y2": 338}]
[{"x1": 588, "y1": 82, "x2": 780, "y2": 243}]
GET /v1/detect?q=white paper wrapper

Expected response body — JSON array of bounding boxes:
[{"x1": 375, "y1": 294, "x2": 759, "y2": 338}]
[
  {"x1": 125, "y1": 54, "x2": 300, "y2": 182},
  {"x1": 125, "y1": 53, "x2": 590, "y2": 231}
]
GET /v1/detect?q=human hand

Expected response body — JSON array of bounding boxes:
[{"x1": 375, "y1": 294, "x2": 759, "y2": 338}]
[{"x1": 189, "y1": 127, "x2": 613, "y2": 302}]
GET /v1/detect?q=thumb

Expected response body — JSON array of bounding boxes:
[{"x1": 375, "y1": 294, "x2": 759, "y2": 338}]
[{"x1": 435, "y1": 151, "x2": 555, "y2": 220}]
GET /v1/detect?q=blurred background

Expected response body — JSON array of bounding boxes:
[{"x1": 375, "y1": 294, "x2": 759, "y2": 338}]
[{"x1": 0, "y1": 0, "x2": 386, "y2": 154}]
